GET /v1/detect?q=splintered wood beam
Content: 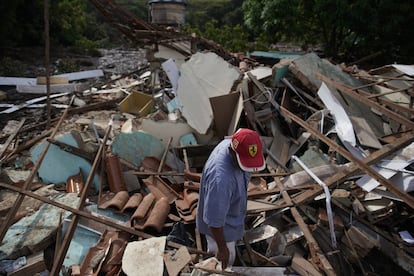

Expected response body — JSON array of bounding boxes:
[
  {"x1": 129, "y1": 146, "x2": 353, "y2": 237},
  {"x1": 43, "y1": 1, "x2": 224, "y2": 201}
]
[
  {"x1": 366, "y1": 86, "x2": 413, "y2": 99},
  {"x1": 280, "y1": 106, "x2": 414, "y2": 209},
  {"x1": 367, "y1": 95, "x2": 414, "y2": 117},
  {"x1": 317, "y1": 73, "x2": 414, "y2": 129},
  {"x1": 290, "y1": 207, "x2": 336, "y2": 276},
  {"x1": 0, "y1": 109, "x2": 68, "y2": 243},
  {"x1": 0, "y1": 118, "x2": 25, "y2": 160},
  {"x1": 348, "y1": 80, "x2": 414, "y2": 117},
  {"x1": 273, "y1": 176, "x2": 335, "y2": 276},
  {"x1": 158, "y1": 137, "x2": 173, "y2": 173},
  {"x1": 4, "y1": 130, "x2": 52, "y2": 163}
]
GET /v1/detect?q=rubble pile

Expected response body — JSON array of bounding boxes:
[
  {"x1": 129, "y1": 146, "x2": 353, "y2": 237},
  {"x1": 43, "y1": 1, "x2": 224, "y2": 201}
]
[{"x1": 0, "y1": 48, "x2": 413, "y2": 276}]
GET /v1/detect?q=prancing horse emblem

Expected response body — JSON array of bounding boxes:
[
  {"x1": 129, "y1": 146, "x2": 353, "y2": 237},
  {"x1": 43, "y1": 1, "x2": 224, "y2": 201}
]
[{"x1": 248, "y1": 144, "x2": 257, "y2": 157}]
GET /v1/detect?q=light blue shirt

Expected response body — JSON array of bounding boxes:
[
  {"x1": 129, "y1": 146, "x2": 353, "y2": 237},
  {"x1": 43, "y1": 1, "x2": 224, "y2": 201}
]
[{"x1": 196, "y1": 139, "x2": 251, "y2": 242}]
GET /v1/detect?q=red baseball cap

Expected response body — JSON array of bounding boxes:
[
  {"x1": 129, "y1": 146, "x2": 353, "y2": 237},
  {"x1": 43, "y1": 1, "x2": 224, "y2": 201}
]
[{"x1": 231, "y1": 128, "x2": 265, "y2": 172}]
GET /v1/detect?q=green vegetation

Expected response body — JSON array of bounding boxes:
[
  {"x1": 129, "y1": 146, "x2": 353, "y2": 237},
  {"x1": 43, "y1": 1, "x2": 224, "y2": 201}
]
[
  {"x1": 184, "y1": 0, "x2": 414, "y2": 64},
  {"x1": 0, "y1": 0, "x2": 413, "y2": 66}
]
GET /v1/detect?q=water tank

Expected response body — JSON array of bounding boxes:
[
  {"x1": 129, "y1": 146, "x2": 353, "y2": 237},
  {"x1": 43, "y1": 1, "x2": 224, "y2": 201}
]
[{"x1": 148, "y1": 0, "x2": 187, "y2": 27}]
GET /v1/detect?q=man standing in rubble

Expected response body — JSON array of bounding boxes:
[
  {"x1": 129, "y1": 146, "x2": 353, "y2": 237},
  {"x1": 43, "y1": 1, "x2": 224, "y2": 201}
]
[{"x1": 196, "y1": 128, "x2": 266, "y2": 269}]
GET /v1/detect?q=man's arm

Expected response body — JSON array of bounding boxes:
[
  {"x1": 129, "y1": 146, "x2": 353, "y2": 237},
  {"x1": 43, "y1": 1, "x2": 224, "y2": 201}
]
[{"x1": 209, "y1": 226, "x2": 229, "y2": 269}]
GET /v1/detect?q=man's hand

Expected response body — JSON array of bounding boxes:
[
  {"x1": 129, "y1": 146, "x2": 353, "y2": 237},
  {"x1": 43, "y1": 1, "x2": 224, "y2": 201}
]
[{"x1": 210, "y1": 226, "x2": 230, "y2": 270}]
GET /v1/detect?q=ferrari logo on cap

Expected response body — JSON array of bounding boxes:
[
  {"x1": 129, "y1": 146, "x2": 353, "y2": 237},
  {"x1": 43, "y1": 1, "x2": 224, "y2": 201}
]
[{"x1": 248, "y1": 144, "x2": 257, "y2": 157}]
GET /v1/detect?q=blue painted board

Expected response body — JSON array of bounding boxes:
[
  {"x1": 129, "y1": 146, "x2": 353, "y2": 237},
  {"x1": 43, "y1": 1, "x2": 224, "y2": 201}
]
[{"x1": 31, "y1": 133, "x2": 100, "y2": 192}]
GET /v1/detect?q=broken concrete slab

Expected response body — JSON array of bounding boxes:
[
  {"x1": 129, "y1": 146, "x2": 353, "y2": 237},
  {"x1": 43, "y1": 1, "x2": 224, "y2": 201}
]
[
  {"x1": 111, "y1": 131, "x2": 165, "y2": 167},
  {"x1": 0, "y1": 188, "x2": 80, "y2": 260},
  {"x1": 121, "y1": 236, "x2": 166, "y2": 276}
]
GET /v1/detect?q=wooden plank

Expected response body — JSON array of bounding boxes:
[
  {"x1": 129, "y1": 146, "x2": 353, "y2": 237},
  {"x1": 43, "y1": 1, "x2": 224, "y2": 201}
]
[
  {"x1": 291, "y1": 253, "x2": 323, "y2": 276},
  {"x1": 292, "y1": 130, "x2": 414, "y2": 206},
  {"x1": 280, "y1": 107, "x2": 414, "y2": 209},
  {"x1": 273, "y1": 176, "x2": 335, "y2": 276},
  {"x1": 4, "y1": 130, "x2": 52, "y2": 163},
  {"x1": 290, "y1": 207, "x2": 336, "y2": 276},
  {"x1": 8, "y1": 252, "x2": 46, "y2": 276},
  {"x1": 317, "y1": 73, "x2": 414, "y2": 129},
  {"x1": 158, "y1": 137, "x2": 173, "y2": 172},
  {"x1": 36, "y1": 76, "x2": 68, "y2": 85}
]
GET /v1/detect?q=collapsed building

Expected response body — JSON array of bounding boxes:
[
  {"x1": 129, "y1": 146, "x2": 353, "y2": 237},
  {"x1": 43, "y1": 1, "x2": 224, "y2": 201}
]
[{"x1": 0, "y1": 1, "x2": 413, "y2": 276}]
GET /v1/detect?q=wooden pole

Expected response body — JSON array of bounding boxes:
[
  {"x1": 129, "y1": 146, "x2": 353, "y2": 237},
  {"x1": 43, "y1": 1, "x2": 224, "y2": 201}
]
[
  {"x1": 49, "y1": 124, "x2": 112, "y2": 275},
  {"x1": 44, "y1": 0, "x2": 51, "y2": 128}
]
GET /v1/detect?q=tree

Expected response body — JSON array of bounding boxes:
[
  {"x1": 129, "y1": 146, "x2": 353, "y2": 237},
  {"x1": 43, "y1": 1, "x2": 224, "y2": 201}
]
[
  {"x1": 0, "y1": 0, "x2": 89, "y2": 48},
  {"x1": 186, "y1": 0, "x2": 244, "y2": 31},
  {"x1": 242, "y1": 0, "x2": 414, "y2": 64},
  {"x1": 0, "y1": 1, "x2": 44, "y2": 46},
  {"x1": 49, "y1": 0, "x2": 88, "y2": 47}
]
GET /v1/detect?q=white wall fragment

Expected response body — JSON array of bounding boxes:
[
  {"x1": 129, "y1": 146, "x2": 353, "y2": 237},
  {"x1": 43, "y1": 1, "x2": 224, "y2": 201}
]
[{"x1": 176, "y1": 52, "x2": 241, "y2": 134}]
